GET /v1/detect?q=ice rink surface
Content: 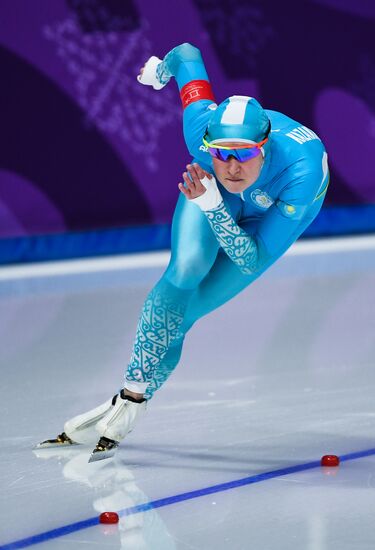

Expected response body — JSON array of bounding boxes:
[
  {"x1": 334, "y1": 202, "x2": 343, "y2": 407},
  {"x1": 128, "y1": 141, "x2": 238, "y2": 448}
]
[{"x1": 1, "y1": 235, "x2": 375, "y2": 550}]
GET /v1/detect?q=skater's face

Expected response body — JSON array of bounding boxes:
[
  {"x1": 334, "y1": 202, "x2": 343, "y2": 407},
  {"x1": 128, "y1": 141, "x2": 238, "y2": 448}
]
[{"x1": 212, "y1": 143, "x2": 264, "y2": 194}]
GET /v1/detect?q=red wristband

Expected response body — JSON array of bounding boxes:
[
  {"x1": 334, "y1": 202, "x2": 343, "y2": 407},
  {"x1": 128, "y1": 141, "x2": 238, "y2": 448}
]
[{"x1": 180, "y1": 80, "x2": 215, "y2": 109}]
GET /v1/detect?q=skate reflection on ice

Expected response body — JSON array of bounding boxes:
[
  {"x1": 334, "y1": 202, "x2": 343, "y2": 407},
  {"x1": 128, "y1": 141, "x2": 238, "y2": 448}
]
[{"x1": 33, "y1": 448, "x2": 176, "y2": 549}]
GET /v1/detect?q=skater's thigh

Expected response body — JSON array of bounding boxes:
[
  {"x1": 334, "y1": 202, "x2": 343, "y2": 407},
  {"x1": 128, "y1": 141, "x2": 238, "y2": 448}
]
[
  {"x1": 181, "y1": 248, "x2": 258, "y2": 328},
  {"x1": 164, "y1": 193, "x2": 227, "y2": 289},
  {"x1": 164, "y1": 176, "x2": 245, "y2": 289}
]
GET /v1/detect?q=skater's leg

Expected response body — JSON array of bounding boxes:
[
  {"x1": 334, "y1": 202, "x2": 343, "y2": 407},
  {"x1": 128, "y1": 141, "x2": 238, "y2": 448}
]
[
  {"x1": 143, "y1": 336, "x2": 184, "y2": 400},
  {"x1": 131, "y1": 248, "x2": 258, "y2": 402},
  {"x1": 36, "y1": 193, "x2": 240, "y2": 454},
  {"x1": 124, "y1": 191, "x2": 241, "y2": 395},
  {"x1": 124, "y1": 276, "x2": 193, "y2": 395},
  {"x1": 87, "y1": 195, "x2": 241, "y2": 458}
]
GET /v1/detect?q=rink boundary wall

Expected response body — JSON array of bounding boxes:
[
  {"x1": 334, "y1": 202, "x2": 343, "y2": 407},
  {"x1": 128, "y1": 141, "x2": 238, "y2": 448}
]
[
  {"x1": 0, "y1": 233, "x2": 374, "y2": 281},
  {"x1": 0, "y1": 205, "x2": 374, "y2": 265}
]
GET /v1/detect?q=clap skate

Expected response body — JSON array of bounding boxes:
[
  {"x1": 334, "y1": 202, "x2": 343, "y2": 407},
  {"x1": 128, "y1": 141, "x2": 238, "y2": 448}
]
[
  {"x1": 89, "y1": 390, "x2": 147, "y2": 463},
  {"x1": 35, "y1": 431, "x2": 79, "y2": 449},
  {"x1": 35, "y1": 394, "x2": 116, "y2": 449}
]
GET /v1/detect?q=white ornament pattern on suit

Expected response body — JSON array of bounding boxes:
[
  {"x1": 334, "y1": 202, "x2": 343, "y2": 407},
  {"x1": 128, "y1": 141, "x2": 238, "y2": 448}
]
[
  {"x1": 205, "y1": 201, "x2": 258, "y2": 274},
  {"x1": 126, "y1": 285, "x2": 187, "y2": 384}
]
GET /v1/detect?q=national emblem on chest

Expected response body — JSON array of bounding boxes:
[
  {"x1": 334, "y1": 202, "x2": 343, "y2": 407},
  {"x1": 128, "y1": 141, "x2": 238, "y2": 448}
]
[{"x1": 250, "y1": 189, "x2": 274, "y2": 210}]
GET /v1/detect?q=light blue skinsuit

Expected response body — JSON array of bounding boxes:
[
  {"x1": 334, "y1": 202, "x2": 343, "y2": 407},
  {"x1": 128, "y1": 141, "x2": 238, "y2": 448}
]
[{"x1": 125, "y1": 44, "x2": 329, "y2": 399}]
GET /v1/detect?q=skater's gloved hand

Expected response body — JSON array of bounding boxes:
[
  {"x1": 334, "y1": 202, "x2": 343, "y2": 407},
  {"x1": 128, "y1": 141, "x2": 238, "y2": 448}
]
[
  {"x1": 178, "y1": 163, "x2": 223, "y2": 211},
  {"x1": 137, "y1": 56, "x2": 168, "y2": 90}
]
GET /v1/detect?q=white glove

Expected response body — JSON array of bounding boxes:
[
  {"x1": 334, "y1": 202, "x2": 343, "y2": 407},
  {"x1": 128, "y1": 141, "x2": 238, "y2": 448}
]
[
  {"x1": 137, "y1": 56, "x2": 168, "y2": 90},
  {"x1": 190, "y1": 175, "x2": 223, "y2": 212}
]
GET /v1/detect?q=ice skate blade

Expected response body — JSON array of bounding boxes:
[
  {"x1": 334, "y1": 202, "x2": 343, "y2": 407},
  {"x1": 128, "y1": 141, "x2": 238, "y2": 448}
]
[
  {"x1": 88, "y1": 436, "x2": 119, "y2": 463},
  {"x1": 34, "y1": 440, "x2": 80, "y2": 450},
  {"x1": 34, "y1": 432, "x2": 80, "y2": 450},
  {"x1": 88, "y1": 447, "x2": 117, "y2": 462}
]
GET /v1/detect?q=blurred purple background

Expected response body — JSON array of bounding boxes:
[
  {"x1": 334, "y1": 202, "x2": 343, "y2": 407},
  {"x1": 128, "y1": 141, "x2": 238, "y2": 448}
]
[{"x1": 0, "y1": 0, "x2": 374, "y2": 248}]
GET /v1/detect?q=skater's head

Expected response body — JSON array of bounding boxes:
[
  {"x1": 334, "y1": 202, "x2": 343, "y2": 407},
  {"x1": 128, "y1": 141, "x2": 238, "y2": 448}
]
[{"x1": 204, "y1": 96, "x2": 271, "y2": 193}]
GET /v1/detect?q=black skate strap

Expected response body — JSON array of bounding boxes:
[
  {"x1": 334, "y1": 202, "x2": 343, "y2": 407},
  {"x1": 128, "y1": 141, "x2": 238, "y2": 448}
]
[{"x1": 120, "y1": 389, "x2": 146, "y2": 403}]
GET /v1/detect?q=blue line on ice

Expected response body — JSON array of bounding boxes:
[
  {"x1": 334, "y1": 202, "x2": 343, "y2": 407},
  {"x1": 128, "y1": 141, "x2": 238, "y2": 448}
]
[{"x1": 2, "y1": 446, "x2": 375, "y2": 549}]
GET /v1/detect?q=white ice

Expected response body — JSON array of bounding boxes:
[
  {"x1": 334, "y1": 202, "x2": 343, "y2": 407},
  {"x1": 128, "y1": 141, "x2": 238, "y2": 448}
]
[{"x1": 1, "y1": 236, "x2": 375, "y2": 549}]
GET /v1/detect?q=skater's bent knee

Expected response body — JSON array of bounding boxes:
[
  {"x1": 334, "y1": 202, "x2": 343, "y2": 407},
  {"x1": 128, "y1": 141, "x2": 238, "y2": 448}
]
[{"x1": 165, "y1": 258, "x2": 210, "y2": 289}]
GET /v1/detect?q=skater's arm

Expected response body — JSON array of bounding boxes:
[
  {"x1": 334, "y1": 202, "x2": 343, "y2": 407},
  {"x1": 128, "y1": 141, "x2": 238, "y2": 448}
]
[
  {"x1": 206, "y1": 175, "x2": 328, "y2": 273},
  {"x1": 138, "y1": 43, "x2": 216, "y2": 164},
  {"x1": 162, "y1": 44, "x2": 216, "y2": 162},
  {"x1": 205, "y1": 201, "x2": 260, "y2": 274}
]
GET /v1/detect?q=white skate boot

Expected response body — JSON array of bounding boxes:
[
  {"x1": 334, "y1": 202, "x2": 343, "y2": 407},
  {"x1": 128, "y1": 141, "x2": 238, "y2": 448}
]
[
  {"x1": 35, "y1": 395, "x2": 116, "y2": 449},
  {"x1": 89, "y1": 390, "x2": 147, "y2": 462}
]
